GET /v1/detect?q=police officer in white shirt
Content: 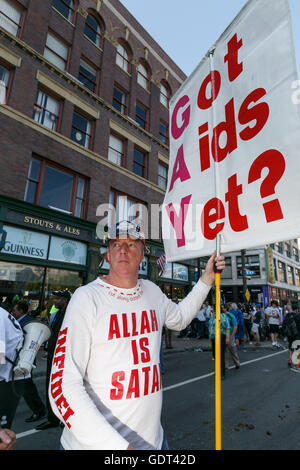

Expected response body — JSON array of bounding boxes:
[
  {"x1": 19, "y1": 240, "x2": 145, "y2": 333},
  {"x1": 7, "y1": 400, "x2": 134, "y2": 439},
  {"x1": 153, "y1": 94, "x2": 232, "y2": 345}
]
[{"x1": 0, "y1": 306, "x2": 29, "y2": 429}]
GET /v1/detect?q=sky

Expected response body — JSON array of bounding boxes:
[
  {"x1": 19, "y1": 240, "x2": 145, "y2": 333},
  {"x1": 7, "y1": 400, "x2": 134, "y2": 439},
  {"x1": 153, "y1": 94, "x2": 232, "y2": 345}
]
[{"x1": 120, "y1": 0, "x2": 300, "y2": 79}]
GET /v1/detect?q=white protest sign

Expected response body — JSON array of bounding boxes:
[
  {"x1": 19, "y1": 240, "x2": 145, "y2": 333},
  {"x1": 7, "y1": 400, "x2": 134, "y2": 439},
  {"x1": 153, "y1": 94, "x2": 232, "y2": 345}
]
[{"x1": 162, "y1": 0, "x2": 300, "y2": 262}]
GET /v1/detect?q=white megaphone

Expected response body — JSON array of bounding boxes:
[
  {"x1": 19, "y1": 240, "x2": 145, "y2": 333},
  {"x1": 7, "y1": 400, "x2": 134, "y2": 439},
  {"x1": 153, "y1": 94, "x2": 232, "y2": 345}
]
[{"x1": 13, "y1": 321, "x2": 51, "y2": 378}]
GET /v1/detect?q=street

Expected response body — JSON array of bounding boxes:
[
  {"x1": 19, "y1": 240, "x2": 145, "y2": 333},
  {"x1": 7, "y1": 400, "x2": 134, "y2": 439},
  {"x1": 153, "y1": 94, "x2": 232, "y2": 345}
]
[{"x1": 12, "y1": 346, "x2": 300, "y2": 451}]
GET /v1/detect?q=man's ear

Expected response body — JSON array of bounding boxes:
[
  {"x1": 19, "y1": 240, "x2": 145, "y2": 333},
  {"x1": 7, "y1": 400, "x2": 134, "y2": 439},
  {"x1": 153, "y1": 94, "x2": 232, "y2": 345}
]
[{"x1": 105, "y1": 250, "x2": 110, "y2": 263}]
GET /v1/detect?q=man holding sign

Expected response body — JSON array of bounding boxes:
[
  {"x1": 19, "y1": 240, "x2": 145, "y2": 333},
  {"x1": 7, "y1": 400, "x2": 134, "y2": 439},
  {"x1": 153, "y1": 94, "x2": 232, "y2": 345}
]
[{"x1": 49, "y1": 220, "x2": 225, "y2": 450}]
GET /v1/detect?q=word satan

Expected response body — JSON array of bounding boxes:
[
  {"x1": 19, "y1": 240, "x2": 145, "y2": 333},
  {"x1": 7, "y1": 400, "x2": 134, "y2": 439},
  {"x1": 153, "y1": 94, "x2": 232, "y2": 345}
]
[{"x1": 108, "y1": 310, "x2": 162, "y2": 400}]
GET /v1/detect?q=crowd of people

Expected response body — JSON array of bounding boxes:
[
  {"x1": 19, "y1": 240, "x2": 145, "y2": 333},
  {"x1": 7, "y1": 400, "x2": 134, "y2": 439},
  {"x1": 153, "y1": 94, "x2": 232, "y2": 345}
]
[{"x1": 176, "y1": 299, "x2": 300, "y2": 378}]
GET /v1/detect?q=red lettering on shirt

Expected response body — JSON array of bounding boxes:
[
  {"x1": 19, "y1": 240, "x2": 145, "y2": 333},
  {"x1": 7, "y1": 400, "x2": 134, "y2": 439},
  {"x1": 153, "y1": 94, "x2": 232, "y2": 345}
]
[{"x1": 50, "y1": 327, "x2": 75, "y2": 429}]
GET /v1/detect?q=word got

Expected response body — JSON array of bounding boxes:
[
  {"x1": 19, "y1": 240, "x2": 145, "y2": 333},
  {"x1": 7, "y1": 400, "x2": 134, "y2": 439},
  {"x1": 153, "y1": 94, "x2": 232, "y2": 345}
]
[{"x1": 167, "y1": 33, "x2": 286, "y2": 247}]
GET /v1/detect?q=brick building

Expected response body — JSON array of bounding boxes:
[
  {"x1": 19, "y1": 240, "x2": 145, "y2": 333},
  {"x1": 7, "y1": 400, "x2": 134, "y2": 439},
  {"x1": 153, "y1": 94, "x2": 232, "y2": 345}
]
[{"x1": 0, "y1": 0, "x2": 205, "y2": 308}]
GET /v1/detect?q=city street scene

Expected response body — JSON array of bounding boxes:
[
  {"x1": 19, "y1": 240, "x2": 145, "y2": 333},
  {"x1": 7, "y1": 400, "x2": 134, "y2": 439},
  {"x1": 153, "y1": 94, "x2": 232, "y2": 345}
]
[{"x1": 0, "y1": 0, "x2": 300, "y2": 456}]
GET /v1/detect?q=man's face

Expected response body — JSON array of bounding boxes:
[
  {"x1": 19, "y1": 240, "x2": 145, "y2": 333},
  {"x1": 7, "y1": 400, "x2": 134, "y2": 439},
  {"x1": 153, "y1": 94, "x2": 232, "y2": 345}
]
[
  {"x1": 53, "y1": 296, "x2": 67, "y2": 309},
  {"x1": 106, "y1": 236, "x2": 144, "y2": 278}
]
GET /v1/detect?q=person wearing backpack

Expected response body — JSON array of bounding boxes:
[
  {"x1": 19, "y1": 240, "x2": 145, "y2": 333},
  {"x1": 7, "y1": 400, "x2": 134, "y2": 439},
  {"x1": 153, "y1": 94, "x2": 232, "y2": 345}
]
[{"x1": 282, "y1": 303, "x2": 300, "y2": 369}]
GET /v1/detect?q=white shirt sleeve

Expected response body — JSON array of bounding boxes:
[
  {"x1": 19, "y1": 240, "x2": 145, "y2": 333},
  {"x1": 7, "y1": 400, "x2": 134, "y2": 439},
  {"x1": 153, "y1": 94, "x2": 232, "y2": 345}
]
[
  {"x1": 0, "y1": 311, "x2": 6, "y2": 364},
  {"x1": 163, "y1": 279, "x2": 211, "y2": 331},
  {"x1": 49, "y1": 287, "x2": 129, "y2": 450}
]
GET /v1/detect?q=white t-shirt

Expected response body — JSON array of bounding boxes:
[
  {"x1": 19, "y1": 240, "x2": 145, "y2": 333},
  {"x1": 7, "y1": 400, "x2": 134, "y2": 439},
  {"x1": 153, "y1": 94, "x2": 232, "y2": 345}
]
[
  {"x1": 196, "y1": 308, "x2": 206, "y2": 322},
  {"x1": 0, "y1": 307, "x2": 24, "y2": 382},
  {"x1": 265, "y1": 307, "x2": 280, "y2": 325},
  {"x1": 49, "y1": 277, "x2": 211, "y2": 450}
]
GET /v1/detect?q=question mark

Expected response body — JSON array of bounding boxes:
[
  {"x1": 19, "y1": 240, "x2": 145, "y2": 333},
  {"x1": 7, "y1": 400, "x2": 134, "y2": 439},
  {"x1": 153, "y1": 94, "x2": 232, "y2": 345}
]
[{"x1": 248, "y1": 149, "x2": 286, "y2": 223}]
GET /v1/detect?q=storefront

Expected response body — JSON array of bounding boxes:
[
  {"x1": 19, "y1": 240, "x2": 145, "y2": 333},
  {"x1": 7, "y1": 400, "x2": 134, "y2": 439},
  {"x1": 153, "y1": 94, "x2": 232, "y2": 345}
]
[
  {"x1": 0, "y1": 195, "x2": 99, "y2": 310},
  {"x1": 158, "y1": 262, "x2": 190, "y2": 301}
]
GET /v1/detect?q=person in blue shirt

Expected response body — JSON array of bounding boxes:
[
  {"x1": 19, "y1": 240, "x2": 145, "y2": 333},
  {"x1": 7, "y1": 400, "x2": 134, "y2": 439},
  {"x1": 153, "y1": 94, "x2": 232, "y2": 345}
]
[
  {"x1": 229, "y1": 303, "x2": 244, "y2": 348},
  {"x1": 208, "y1": 309, "x2": 230, "y2": 380},
  {"x1": 223, "y1": 305, "x2": 240, "y2": 369}
]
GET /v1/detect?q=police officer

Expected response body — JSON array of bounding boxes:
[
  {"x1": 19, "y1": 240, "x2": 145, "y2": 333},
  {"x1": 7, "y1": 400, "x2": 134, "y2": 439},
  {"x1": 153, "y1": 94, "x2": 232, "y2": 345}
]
[{"x1": 0, "y1": 304, "x2": 28, "y2": 429}]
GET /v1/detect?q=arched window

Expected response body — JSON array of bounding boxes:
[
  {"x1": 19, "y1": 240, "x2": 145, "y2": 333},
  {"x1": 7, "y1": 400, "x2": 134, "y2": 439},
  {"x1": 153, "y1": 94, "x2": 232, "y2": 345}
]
[
  {"x1": 137, "y1": 61, "x2": 150, "y2": 91},
  {"x1": 160, "y1": 81, "x2": 171, "y2": 107},
  {"x1": 116, "y1": 42, "x2": 130, "y2": 73},
  {"x1": 84, "y1": 11, "x2": 104, "y2": 48}
]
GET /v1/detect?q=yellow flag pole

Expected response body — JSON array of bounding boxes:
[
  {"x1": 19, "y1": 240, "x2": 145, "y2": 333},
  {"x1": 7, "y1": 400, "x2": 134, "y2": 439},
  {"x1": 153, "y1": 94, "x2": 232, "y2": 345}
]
[{"x1": 215, "y1": 235, "x2": 222, "y2": 450}]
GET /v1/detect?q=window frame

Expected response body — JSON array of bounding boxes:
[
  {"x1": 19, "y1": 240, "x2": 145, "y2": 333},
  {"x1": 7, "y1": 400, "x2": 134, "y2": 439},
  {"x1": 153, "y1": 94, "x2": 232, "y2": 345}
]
[
  {"x1": 112, "y1": 83, "x2": 128, "y2": 115},
  {"x1": 157, "y1": 162, "x2": 168, "y2": 190},
  {"x1": 0, "y1": 0, "x2": 25, "y2": 38},
  {"x1": 0, "y1": 60, "x2": 12, "y2": 103},
  {"x1": 84, "y1": 10, "x2": 104, "y2": 49},
  {"x1": 116, "y1": 41, "x2": 131, "y2": 74},
  {"x1": 33, "y1": 87, "x2": 62, "y2": 132},
  {"x1": 44, "y1": 30, "x2": 70, "y2": 71},
  {"x1": 137, "y1": 60, "x2": 150, "y2": 91},
  {"x1": 133, "y1": 146, "x2": 147, "y2": 179},
  {"x1": 52, "y1": 0, "x2": 76, "y2": 23},
  {"x1": 108, "y1": 132, "x2": 126, "y2": 167},
  {"x1": 158, "y1": 120, "x2": 169, "y2": 145},
  {"x1": 160, "y1": 81, "x2": 171, "y2": 108},
  {"x1": 135, "y1": 101, "x2": 148, "y2": 130},
  {"x1": 277, "y1": 260, "x2": 287, "y2": 283},
  {"x1": 70, "y1": 108, "x2": 94, "y2": 150},
  {"x1": 78, "y1": 56, "x2": 99, "y2": 94},
  {"x1": 24, "y1": 157, "x2": 88, "y2": 218}
]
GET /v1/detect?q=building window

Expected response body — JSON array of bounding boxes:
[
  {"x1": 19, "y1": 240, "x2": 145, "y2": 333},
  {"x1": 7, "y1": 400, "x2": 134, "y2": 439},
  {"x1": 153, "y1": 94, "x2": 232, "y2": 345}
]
[
  {"x1": 236, "y1": 254, "x2": 260, "y2": 278},
  {"x1": 84, "y1": 12, "x2": 103, "y2": 48},
  {"x1": 108, "y1": 134, "x2": 124, "y2": 166},
  {"x1": 160, "y1": 82, "x2": 170, "y2": 107},
  {"x1": 159, "y1": 120, "x2": 169, "y2": 145},
  {"x1": 296, "y1": 269, "x2": 300, "y2": 287},
  {"x1": 293, "y1": 246, "x2": 299, "y2": 262},
  {"x1": 71, "y1": 110, "x2": 92, "y2": 149},
  {"x1": 52, "y1": 0, "x2": 75, "y2": 23},
  {"x1": 109, "y1": 190, "x2": 146, "y2": 226},
  {"x1": 74, "y1": 176, "x2": 86, "y2": 218},
  {"x1": 112, "y1": 85, "x2": 127, "y2": 115},
  {"x1": 158, "y1": 163, "x2": 167, "y2": 190},
  {"x1": 133, "y1": 147, "x2": 146, "y2": 178},
  {"x1": 0, "y1": 0, "x2": 23, "y2": 37},
  {"x1": 287, "y1": 265, "x2": 295, "y2": 285},
  {"x1": 137, "y1": 61, "x2": 149, "y2": 90},
  {"x1": 0, "y1": 62, "x2": 10, "y2": 103},
  {"x1": 278, "y1": 261, "x2": 287, "y2": 283},
  {"x1": 24, "y1": 158, "x2": 87, "y2": 217},
  {"x1": 275, "y1": 242, "x2": 283, "y2": 254},
  {"x1": 33, "y1": 89, "x2": 61, "y2": 131},
  {"x1": 78, "y1": 57, "x2": 98, "y2": 93},
  {"x1": 44, "y1": 32, "x2": 69, "y2": 70},
  {"x1": 222, "y1": 257, "x2": 233, "y2": 279},
  {"x1": 24, "y1": 158, "x2": 41, "y2": 204},
  {"x1": 135, "y1": 102, "x2": 148, "y2": 130},
  {"x1": 116, "y1": 43, "x2": 130, "y2": 73}
]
